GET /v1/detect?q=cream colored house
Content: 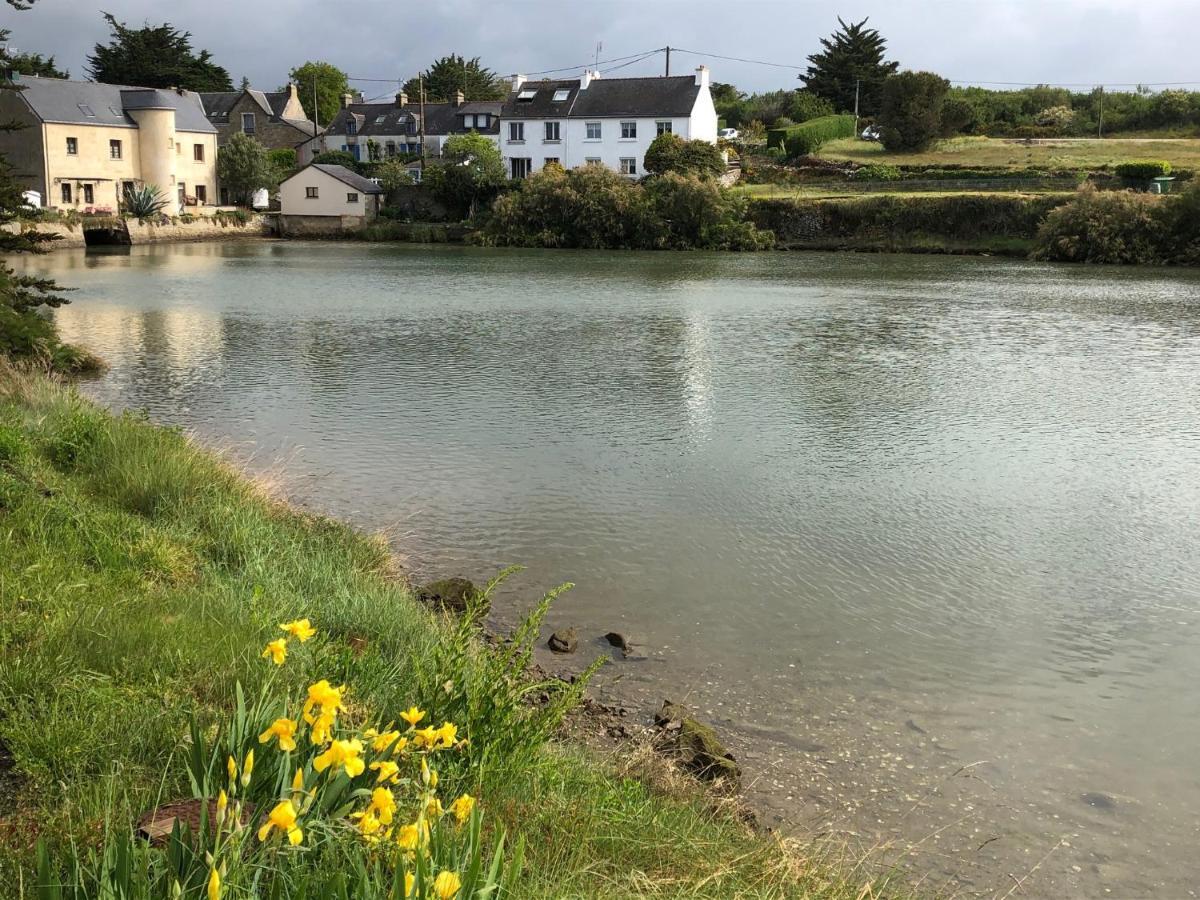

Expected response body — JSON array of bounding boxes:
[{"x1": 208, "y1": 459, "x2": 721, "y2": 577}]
[
  {"x1": 0, "y1": 74, "x2": 219, "y2": 216},
  {"x1": 278, "y1": 163, "x2": 383, "y2": 226}
]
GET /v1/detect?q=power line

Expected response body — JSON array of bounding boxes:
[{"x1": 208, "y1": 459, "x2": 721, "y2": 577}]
[
  {"x1": 669, "y1": 46, "x2": 803, "y2": 71},
  {"x1": 524, "y1": 47, "x2": 663, "y2": 76}
]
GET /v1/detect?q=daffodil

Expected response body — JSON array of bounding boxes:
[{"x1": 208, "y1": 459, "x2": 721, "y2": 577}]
[
  {"x1": 413, "y1": 726, "x2": 440, "y2": 750},
  {"x1": 240, "y1": 749, "x2": 254, "y2": 787},
  {"x1": 291, "y1": 767, "x2": 305, "y2": 792},
  {"x1": 257, "y1": 800, "x2": 303, "y2": 845},
  {"x1": 309, "y1": 710, "x2": 335, "y2": 745},
  {"x1": 215, "y1": 789, "x2": 228, "y2": 826},
  {"x1": 436, "y1": 721, "x2": 458, "y2": 749},
  {"x1": 226, "y1": 756, "x2": 237, "y2": 784},
  {"x1": 426, "y1": 796, "x2": 444, "y2": 818},
  {"x1": 450, "y1": 794, "x2": 476, "y2": 825},
  {"x1": 261, "y1": 638, "x2": 288, "y2": 666},
  {"x1": 368, "y1": 787, "x2": 397, "y2": 825},
  {"x1": 207, "y1": 867, "x2": 221, "y2": 900},
  {"x1": 395, "y1": 819, "x2": 430, "y2": 851},
  {"x1": 302, "y1": 680, "x2": 344, "y2": 723},
  {"x1": 367, "y1": 729, "x2": 402, "y2": 753},
  {"x1": 279, "y1": 618, "x2": 317, "y2": 642},
  {"x1": 313, "y1": 738, "x2": 365, "y2": 778},
  {"x1": 370, "y1": 759, "x2": 400, "y2": 784},
  {"x1": 258, "y1": 717, "x2": 298, "y2": 752},
  {"x1": 433, "y1": 870, "x2": 462, "y2": 899},
  {"x1": 399, "y1": 706, "x2": 426, "y2": 727}
]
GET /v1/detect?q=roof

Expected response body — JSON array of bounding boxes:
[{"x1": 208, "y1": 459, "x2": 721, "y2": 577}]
[
  {"x1": 501, "y1": 75, "x2": 702, "y2": 119},
  {"x1": 12, "y1": 74, "x2": 216, "y2": 132},
  {"x1": 296, "y1": 163, "x2": 384, "y2": 194},
  {"x1": 323, "y1": 100, "x2": 501, "y2": 137},
  {"x1": 200, "y1": 88, "x2": 314, "y2": 131}
]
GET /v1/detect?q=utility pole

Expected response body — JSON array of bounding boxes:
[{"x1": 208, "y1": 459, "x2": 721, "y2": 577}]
[
  {"x1": 312, "y1": 75, "x2": 320, "y2": 159},
  {"x1": 853, "y1": 78, "x2": 860, "y2": 130},
  {"x1": 665, "y1": 46, "x2": 671, "y2": 77},
  {"x1": 419, "y1": 72, "x2": 427, "y2": 167},
  {"x1": 1097, "y1": 85, "x2": 1105, "y2": 139},
  {"x1": 594, "y1": 41, "x2": 602, "y2": 70}
]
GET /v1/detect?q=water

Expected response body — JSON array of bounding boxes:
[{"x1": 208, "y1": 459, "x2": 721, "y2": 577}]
[{"x1": 22, "y1": 242, "x2": 1200, "y2": 896}]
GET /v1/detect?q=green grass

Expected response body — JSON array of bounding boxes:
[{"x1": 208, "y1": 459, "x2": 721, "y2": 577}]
[
  {"x1": 734, "y1": 184, "x2": 1073, "y2": 200},
  {"x1": 818, "y1": 135, "x2": 1200, "y2": 171},
  {"x1": 0, "y1": 366, "x2": 899, "y2": 898}
]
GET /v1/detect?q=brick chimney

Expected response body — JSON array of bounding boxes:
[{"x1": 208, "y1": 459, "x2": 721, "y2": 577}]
[
  {"x1": 580, "y1": 69, "x2": 600, "y2": 90},
  {"x1": 341, "y1": 92, "x2": 354, "y2": 108},
  {"x1": 395, "y1": 91, "x2": 408, "y2": 108},
  {"x1": 694, "y1": 65, "x2": 710, "y2": 88},
  {"x1": 511, "y1": 73, "x2": 526, "y2": 92},
  {"x1": 454, "y1": 90, "x2": 465, "y2": 107}
]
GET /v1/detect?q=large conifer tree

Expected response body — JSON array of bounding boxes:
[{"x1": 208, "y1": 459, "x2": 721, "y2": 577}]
[
  {"x1": 86, "y1": 13, "x2": 233, "y2": 91},
  {"x1": 801, "y1": 17, "x2": 898, "y2": 117},
  {"x1": 402, "y1": 56, "x2": 505, "y2": 103}
]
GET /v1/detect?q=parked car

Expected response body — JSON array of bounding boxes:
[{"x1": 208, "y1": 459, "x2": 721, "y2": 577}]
[
  {"x1": 718, "y1": 128, "x2": 740, "y2": 140},
  {"x1": 860, "y1": 125, "x2": 881, "y2": 142}
]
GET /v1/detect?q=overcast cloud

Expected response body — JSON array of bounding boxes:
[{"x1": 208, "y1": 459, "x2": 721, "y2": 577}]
[{"x1": 5, "y1": 0, "x2": 1197, "y2": 94}]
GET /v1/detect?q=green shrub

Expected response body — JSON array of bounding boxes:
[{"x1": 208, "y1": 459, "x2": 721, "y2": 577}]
[
  {"x1": 1114, "y1": 160, "x2": 1173, "y2": 180},
  {"x1": 852, "y1": 163, "x2": 902, "y2": 181},
  {"x1": 879, "y1": 71, "x2": 950, "y2": 151},
  {"x1": 312, "y1": 150, "x2": 362, "y2": 173},
  {"x1": 643, "y1": 133, "x2": 726, "y2": 179},
  {"x1": 766, "y1": 115, "x2": 857, "y2": 157}
]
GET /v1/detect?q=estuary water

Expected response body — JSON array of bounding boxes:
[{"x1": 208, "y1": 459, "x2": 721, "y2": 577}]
[{"x1": 23, "y1": 241, "x2": 1200, "y2": 897}]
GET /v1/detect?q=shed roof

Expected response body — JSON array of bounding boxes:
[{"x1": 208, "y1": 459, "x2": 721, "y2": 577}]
[{"x1": 297, "y1": 163, "x2": 384, "y2": 194}]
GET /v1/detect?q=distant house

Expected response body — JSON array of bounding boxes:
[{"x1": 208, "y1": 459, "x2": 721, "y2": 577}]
[
  {"x1": 278, "y1": 163, "x2": 383, "y2": 228},
  {"x1": 498, "y1": 67, "x2": 717, "y2": 179},
  {"x1": 313, "y1": 91, "x2": 501, "y2": 162},
  {"x1": 0, "y1": 74, "x2": 219, "y2": 215},
  {"x1": 201, "y1": 84, "x2": 317, "y2": 190}
]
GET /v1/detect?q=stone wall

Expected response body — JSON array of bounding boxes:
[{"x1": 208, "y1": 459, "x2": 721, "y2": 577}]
[
  {"x1": 276, "y1": 214, "x2": 369, "y2": 237},
  {"x1": 3, "y1": 214, "x2": 271, "y2": 250}
]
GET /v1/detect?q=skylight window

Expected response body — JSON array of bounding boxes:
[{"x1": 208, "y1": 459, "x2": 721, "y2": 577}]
[
  {"x1": 109, "y1": 106, "x2": 123, "y2": 116},
  {"x1": 78, "y1": 104, "x2": 96, "y2": 117},
  {"x1": 552, "y1": 89, "x2": 570, "y2": 102},
  {"x1": 517, "y1": 89, "x2": 537, "y2": 101},
  {"x1": 374, "y1": 116, "x2": 386, "y2": 124}
]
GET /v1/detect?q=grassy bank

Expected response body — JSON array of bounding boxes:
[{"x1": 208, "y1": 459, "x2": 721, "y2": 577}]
[{"x1": 0, "y1": 366, "x2": 891, "y2": 898}]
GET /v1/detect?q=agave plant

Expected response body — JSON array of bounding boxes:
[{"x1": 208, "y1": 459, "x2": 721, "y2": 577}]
[{"x1": 121, "y1": 184, "x2": 169, "y2": 222}]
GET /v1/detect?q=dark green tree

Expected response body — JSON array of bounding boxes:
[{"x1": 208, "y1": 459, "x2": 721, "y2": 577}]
[
  {"x1": 801, "y1": 17, "x2": 898, "y2": 117},
  {"x1": 878, "y1": 71, "x2": 950, "y2": 151},
  {"x1": 86, "y1": 13, "x2": 233, "y2": 90},
  {"x1": 424, "y1": 132, "x2": 505, "y2": 219},
  {"x1": 403, "y1": 55, "x2": 505, "y2": 102},
  {"x1": 643, "y1": 133, "x2": 726, "y2": 179},
  {"x1": 216, "y1": 133, "x2": 273, "y2": 205},
  {"x1": 312, "y1": 149, "x2": 362, "y2": 173},
  {"x1": 288, "y1": 61, "x2": 349, "y2": 127},
  {"x1": 7, "y1": 50, "x2": 67, "y2": 78}
]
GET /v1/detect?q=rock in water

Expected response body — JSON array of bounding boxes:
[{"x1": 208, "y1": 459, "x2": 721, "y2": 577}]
[
  {"x1": 548, "y1": 627, "x2": 578, "y2": 654},
  {"x1": 416, "y1": 577, "x2": 482, "y2": 616},
  {"x1": 655, "y1": 700, "x2": 741, "y2": 785},
  {"x1": 604, "y1": 632, "x2": 631, "y2": 655}
]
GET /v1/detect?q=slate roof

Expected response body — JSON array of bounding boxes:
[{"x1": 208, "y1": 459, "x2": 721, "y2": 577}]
[
  {"x1": 199, "y1": 88, "x2": 314, "y2": 133},
  {"x1": 12, "y1": 74, "x2": 216, "y2": 132},
  {"x1": 501, "y1": 75, "x2": 702, "y2": 119},
  {"x1": 323, "y1": 101, "x2": 501, "y2": 138},
  {"x1": 305, "y1": 163, "x2": 384, "y2": 194}
]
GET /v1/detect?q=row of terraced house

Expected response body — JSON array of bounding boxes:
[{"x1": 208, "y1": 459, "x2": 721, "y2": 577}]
[{"x1": 0, "y1": 64, "x2": 717, "y2": 218}]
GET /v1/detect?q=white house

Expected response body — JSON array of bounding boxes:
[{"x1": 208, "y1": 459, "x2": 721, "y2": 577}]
[
  {"x1": 278, "y1": 163, "x2": 383, "y2": 225},
  {"x1": 497, "y1": 66, "x2": 718, "y2": 179}
]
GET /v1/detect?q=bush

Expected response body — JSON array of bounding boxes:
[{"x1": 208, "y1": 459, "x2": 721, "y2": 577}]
[
  {"x1": 878, "y1": 71, "x2": 950, "y2": 151},
  {"x1": 852, "y1": 163, "x2": 902, "y2": 181},
  {"x1": 643, "y1": 133, "x2": 726, "y2": 179},
  {"x1": 789, "y1": 90, "x2": 835, "y2": 124},
  {"x1": 1114, "y1": 160, "x2": 1173, "y2": 180},
  {"x1": 1032, "y1": 185, "x2": 1169, "y2": 263},
  {"x1": 766, "y1": 114, "x2": 857, "y2": 156},
  {"x1": 312, "y1": 150, "x2": 362, "y2": 173},
  {"x1": 940, "y1": 97, "x2": 976, "y2": 136}
]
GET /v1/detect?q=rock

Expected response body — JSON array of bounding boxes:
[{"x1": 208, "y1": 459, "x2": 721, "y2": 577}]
[
  {"x1": 654, "y1": 700, "x2": 741, "y2": 785},
  {"x1": 604, "y1": 631, "x2": 632, "y2": 655},
  {"x1": 416, "y1": 577, "x2": 482, "y2": 616},
  {"x1": 137, "y1": 798, "x2": 254, "y2": 848},
  {"x1": 548, "y1": 627, "x2": 578, "y2": 654}
]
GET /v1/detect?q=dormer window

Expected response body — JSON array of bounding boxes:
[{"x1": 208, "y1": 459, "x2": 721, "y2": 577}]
[
  {"x1": 346, "y1": 118, "x2": 357, "y2": 135},
  {"x1": 552, "y1": 89, "x2": 570, "y2": 102},
  {"x1": 517, "y1": 89, "x2": 537, "y2": 101}
]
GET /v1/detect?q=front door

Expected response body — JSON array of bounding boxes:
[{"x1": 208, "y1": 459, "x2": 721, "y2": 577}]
[{"x1": 178, "y1": 183, "x2": 186, "y2": 209}]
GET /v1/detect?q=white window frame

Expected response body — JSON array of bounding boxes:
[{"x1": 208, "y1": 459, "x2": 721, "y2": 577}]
[
  {"x1": 305, "y1": 186, "x2": 319, "y2": 199},
  {"x1": 656, "y1": 121, "x2": 673, "y2": 135},
  {"x1": 552, "y1": 89, "x2": 570, "y2": 102},
  {"x1": 544, "y1": 121, "x2": 560, "y2": 142},
  {"x1": 508, "y1": 122, "x2": 525, "y2": 143},
  {"x1": 620, "y1": 121, "x2": 637, "y2": 140},
  {"x1": 517, "y1": 89, "x2": 537, "y2": 101},
  {"x1": 619, "y1": 157, "x2": 637, "y2": 176},
  {"x1": 584, "y1": 157, "x2": 602, "y2": 166},
  {"x1": 585, "y1": 122, "x2": 601, "y2": 140},
  {"x1": 109, "y1": 139, "x2": 122, "y2": 160},
  {"x1": 544, "y1": 157, "x2": 559, "y2": 167},
  {"x1": 66, "y1": 137, "x2": 78, "y2": 155},
  {"x1": 510, "y1": 157, "x2": 532, "y2": 179}
]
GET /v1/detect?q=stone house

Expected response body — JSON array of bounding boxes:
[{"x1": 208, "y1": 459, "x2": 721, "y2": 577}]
[{"x1": 277, "y1": 162, "x2": 383, "y2": 233}]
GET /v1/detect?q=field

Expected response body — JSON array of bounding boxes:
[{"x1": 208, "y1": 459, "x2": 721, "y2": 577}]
[
  {"x1": 734, "y1": 184, "x2": 1074, "y2": 201},
  {"x1": 816, "y1": 136, "x2": 1200, "y2": 171}
]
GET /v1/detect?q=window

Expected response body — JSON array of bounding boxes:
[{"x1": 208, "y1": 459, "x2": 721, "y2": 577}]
[
  {"x1": 517, "y1": 89, "x2": 537, "y2": 101},
  {"x1": 193, "y1": 143, "x2": 204, "y2": 162},
  {"x1": 508, "y1": 122, "x2": 524, "y2": 142},
  {"x1": 584, "y1": 157, "x2": 602, "y2": 165},
  {"x1": 374, "y1": 116, "x2": 386, "y2": 124},
  {"x1": 83, "y1": 184, "x2": 94, "y2": 204},
  {"x1": 306, "y1": 186, "x2": 319, "y2": 199},
  {"x1": 168, "y1": 138, "x2": 174, "y2": 150},
  {"x1": 241, "y1": 112, "x2": 256, "y2": 134},
  {"x1": 61, "y1": 183, "x2": 72, "y2": 203},
  {"x1": 195, "y1": 185, "x2": 207, "y2": 204},
  {"x1": 620, "y1": 121, "x2": 636, "y2": 139},
  {"x1": 620, "y1": 157, "x2": 637, "y2": 175},
  {"x1": 477, "y1": 114, "x2": 489, "y2": 128},
  {"x1": 544, "y1": 157, "x2": 559, "y2": 167},
  {"x1": 347, "y1": 192, "x2": 359, "y2": 203},
  {"x1": 656, "y1": 120, "x2": 672, "y2": 135},
  {"x1": 346, "y1": 117, "x2": 357, "y2": 135},
  {"x1": 544, "y1": 121, "x2": 560, "y2": 142},
  {"x1": 510, "y1": 158, "x2": 531, "y2": 179},
  {"x1": 386, "y1": 140, "x2": 396, "y2": 157},
  {"x1": 585, "y1": 122, "x2": 601, "y2": 140},
  {"x1": 65, "y1": 137, "x2": 77, "y2": 155},
  {"x1": 552, "y1": 89, "x2": 570, "y2": 102},
  {"x1": 176, "y1": 143, "x2": 181, "y2": 154},
  {"x1": 77, "y1": 104, "x2": 95, "y2": 117},
  {"x1": 109, "y1": 139, "x2": 122, "y2": 160}
]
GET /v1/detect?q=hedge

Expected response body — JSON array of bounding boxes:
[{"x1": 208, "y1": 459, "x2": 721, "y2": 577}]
[
  {"x1": 1114, "y1": 160, "x2": 1173, "y2": 180},
  {"x1": 766, "y1": 115, "x2": 857, "y2": 157}
]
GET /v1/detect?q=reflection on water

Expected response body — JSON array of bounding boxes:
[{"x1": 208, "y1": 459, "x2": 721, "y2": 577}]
[{"x1": 20, "y1": 242, "x2": 1200, "y2": 897}]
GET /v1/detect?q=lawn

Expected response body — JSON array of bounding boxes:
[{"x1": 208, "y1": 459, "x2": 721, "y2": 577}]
[
  {"x1": 734, "y1": 184, "x2": 1075, "y2": 200},
  {"x1": 816, "y1": 136, "x2": 1200, "y2": 171}
]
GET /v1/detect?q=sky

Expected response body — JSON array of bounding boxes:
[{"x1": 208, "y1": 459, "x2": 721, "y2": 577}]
[{"x1": 4, "y1": 0, "x2": 1198, "y2": 95}]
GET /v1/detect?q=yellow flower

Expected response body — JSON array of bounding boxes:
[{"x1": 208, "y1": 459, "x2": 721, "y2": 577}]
[
  {"x1": 368, "y1": 729, "x2": 402, "y2": 753},
  {"x1": 370, "y1": 759, "x2": 400, "y2": 784},
  {"x1": 258, "y1": 717, "x2": 298, "y2": 752},
  {"x1": 436, "y1": 721, "x2": 458, "y2": 749},
  {"x1": 309, "y1": 710, "x2": 335, "y2": 745},
  {"x1": 450, "y1": 794, "x2": 476, "y2": 825},
  {"x1": 404, "y1": 872, "x2": 415, "y2": 897},
  {"x1": 302, "y1": 680, "x2": 344, "y2": 722},
  {"x1": 240, "y1": 750, "x2": 254, "y2": 787},
  {"x1": 257, "y1": 800, "x2": 303, "y2": 845},
  {"x1": 279, "y1": 618, "x2": 317, "y2": 642},
  {"x1": 395, "y1": 820, "x2": 429, "y2": 851},
  {"x1": 216, "y1": 789, "x2": 228, "y2": 815},
  {"x1": 413, "y1": 726, "x2": 440, "y2": 750},
  {"x1": 207, "y1": 867, "x2": 221, "y2": 900},
  {"x1": 426, "y1": 796, "x2": 444, "y2": 818},
  {"x1": 226, "y1": 756, "x2": 237, "y2": 783},
  {"x1": 433, "y1": 871, "x2": 462, "y2": 899},
  {"x1": 261, "y1": 638, "x2": 288, "y2": 666},
  {"x1": 313, "y1": 738, "x2": 365, "y2": 778},
  {"x1": 291, "y1": 767, "x2": 305, "y2": 793},
  {"x1": 369, "y1": 787, "x2": 397, "y2": 825},
  {"x1": 399, "y1": 706, "x2": 426, "y2": 727}
]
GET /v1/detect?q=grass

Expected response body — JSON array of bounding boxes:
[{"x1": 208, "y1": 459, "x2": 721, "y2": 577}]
[
  {"x1": 817, "y1": 135, "x2": 1200, "y2": 171},
  {"x1": 0, "y1": 365, "x2": 900, "y2": 899},
  {"x1": 734, "y1": 184, "x2": 1074, "y2": 200}
]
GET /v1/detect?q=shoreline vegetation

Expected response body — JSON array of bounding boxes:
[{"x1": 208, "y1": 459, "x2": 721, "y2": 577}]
[{"x1": 0, "y1": 364, "x2": 902, "y2": 898}]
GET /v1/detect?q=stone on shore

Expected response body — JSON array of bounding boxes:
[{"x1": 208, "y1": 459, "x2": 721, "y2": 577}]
[
  {"x1": 655, "y1": 700, "x2": 741, "y2": 785},
  {"x1": 416, "y1": 577, "x2": 482, "y2": 616},
  {"x1": 548, "y1": 627, "x2": 578, "y2": 653}
]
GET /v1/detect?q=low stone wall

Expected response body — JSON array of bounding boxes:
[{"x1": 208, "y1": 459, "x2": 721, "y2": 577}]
[
  {"x1": 277, "y1": 214, "x2": 370, "y2": 237},
  {"x1": 3, "y1": 214, "x2": 270, "y2": 250}
]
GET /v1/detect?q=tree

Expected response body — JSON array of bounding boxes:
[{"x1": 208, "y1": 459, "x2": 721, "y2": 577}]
[
  {"x1": 288, "y1": 61, "x2": 350, "y2": 127},
  {"x1": 216, "y1": 133, "x2": 272, "y2": 205},
  {"x1": 402, "y1": 55, "x2": 505, "y2": 102},
  {"x1": 790, "y1": 91, "x2": 834, "y2": 124},
  {"x1": 86, "y1": 13, "x2": 233, "y2": 91},
  {"x1": 643, "y1": 133, "x2": 726, "y2": 179},
  {"x1": 801, "y1": 17, "x2": 898, "y2": 117},
  {"x1": 373, "y1": 156, "x2": 414, "y2": 191},
  {"x1": 878, "y1": 71, "x2": 950, "y2": 151},
  {"x1": 312, "y1": 149, "x2": 361, "y2": 173},
  {"x1": 7, "y1": 50, "x2": 67, "y2": 78},
  {"x1": 424, "y1": 132, "x2": 505, "y2": 219}
]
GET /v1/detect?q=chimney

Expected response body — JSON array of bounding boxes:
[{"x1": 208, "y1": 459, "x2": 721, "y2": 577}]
[
  {"x1": 580, "y1": 69, "x2": 600, "y2": 90},
  {"x1": 454, "y1": 90, "x2": 465, "y2": 107},
  {"x1": 342, "y1": 92, "x2": 354, "y2": 108},
  {"x1": 694, "y1": 65, "x2": 710, "y2": 88},
  {"x1": 287, "y1": 83, "x2": 300, "y2": 103},
  {"x1": 396, "y1": 91, "x2": 408, "y2": 108},
  {"x1": 511, "y1": 73, "x2": 526, "y2": 92}
]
